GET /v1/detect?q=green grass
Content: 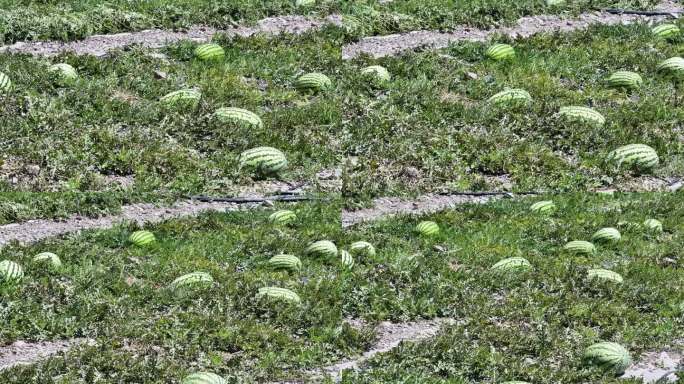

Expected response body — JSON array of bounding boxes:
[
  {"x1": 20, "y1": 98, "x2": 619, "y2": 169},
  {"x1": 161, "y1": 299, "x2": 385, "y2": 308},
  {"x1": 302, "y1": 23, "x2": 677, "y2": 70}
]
[{"x1": 0, "y1": 0, "x2": 661, "y2": 43}]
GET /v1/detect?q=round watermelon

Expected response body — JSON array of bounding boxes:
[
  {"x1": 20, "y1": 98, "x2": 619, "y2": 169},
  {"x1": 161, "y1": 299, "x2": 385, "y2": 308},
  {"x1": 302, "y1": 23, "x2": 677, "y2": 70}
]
[
  {"x1": 194, "y1": 43, "x2": 225, "y2": 61},
  {"x1": 340, "y1": 249, "x2": 354, "y2": 270},
  {"x1": 529, "y1": 200, "x2": 556, "y2": 214},
  {"x1": 656, "y1": 57, "x2": 684, "y2": 79},
  {"x1": 643, "y1": 218, "x2": 663, "y2": 232},
  {"x1": 238, "y1": 147, "x2": 288, "y2": 175},
  {"x1": 214, "y1": 107, "x2": 263, "y2": 129},
  {"x1": 487, "y1": 88, "x2": 532, "y2": 107},
  {"x1": 0, "y1": 260, "x2": 23, "y2": 283},
  {"x1": 268, "y1": 254, "x2": 301, "y2": 272},
  {"x1": 591, "y1": 227, "x2": 621, "y2": 243},
  {"x1": 49, "y1": 63, "x2": 78, "y2": 85},
  {"x1": 558, "y1": 106, "x2": 605, "y2": 127},
  {"x1": 486, "y1": 43, "x2": 515, "y2": 61},
  {"x1": 257, "y1": 286, "x2": 301, "y2": 304},
  {"x1": 129, "y1": 230, "x2": 156, "y2": 246},
  {"x1": 350, "y1": 241, "x2": 376, "y2": 257},
  {"x1": 583, "y1": 342, "x2": 632, "y2": 375},
  {"x1": 361, "y1": 65, "x2": 391, "y2": 86},
  {"x1": 305, "y1": 240, "x2": 338, "y2": 258},
  {"x1": 416, "y1": 221, "x2": 439, "y2": 236},
  {"x1": 268, "y1": 210, "x2": 297, "y2": 225},
  {"x1": 182, "y1": 372, "x2": 227, "y2": 384},
  {"x1": 295, "y1": 72, "x2": 332, "y2": 92},
  {"x1": 563, "y1": 240, "x2": 596, "y2": 255},
  {"x1": 607, "y1": 71, "x2": 642, "y2": 90},
  {"x1": 33, "y1": 252, "x2": 62, "y2": 269},
  {"x1": 606, "y1": 144, "x2": 659, "y2": 172},
  {"x1": 652, "y1": 24, "x2": 680, "y2": 40},
  {"x1": 170, "y1": 272, "x2": 214, "y2": 291},
  {"x1": 160, "y1": 89, "x2": 201, "y2": 110}
]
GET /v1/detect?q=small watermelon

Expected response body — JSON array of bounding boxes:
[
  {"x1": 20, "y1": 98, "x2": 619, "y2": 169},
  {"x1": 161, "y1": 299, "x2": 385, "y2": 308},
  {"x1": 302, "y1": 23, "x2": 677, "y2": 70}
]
[
  {"x1": 160, "y1": 89, "x2": 201, "y2": 110},
  {"x1": 268, "y1": 254, "x2": 301, "y2": 272},
  {"x1": 361, "y1": 65, "x2": 391, "y2": 85},
  {"x1": 49, "y1": 63, "x2": 78, "y2": 85},
  {"x1": 643, "y1": 218, "x2": 663, "y2": 232},
  {"x1": 652, "y1": 24, "x2": 680, "y2": 40},
  {"x1": 295, "y1": 72, "x2": 332, "y2": 92},
  {"x1": 214, "y1": 107, "x2": 263, "y2": 129},
  {"x1": 607, "y1": 71, "x2": 642, "y2": 90},
  {"x1": 583, "y1": 342, "x2": 632, "y2": 375},
  {"x1": 170, "y1": 272, "x2": 214, "y2": 291},
  {"x1": 486, "y1": 43, "x2": 515, "y2": 61},
  {"x1": 606, "y1": 144, "x2": 659, "y2": 172},
  {"x1": 194, "y1": 43, "x2": 225, "y2": 61},
  {"x1": 257, "y1": 286, "x2": 301, "y2": 304},
  {"x1": 558, "y1": 106, "x2": 605, "y2": 127},
  {"x1": 530, "y1": 200, "x2": 556, "y2": 214},
  {"x1": 656, "y1": 57, "x2": 684, "y2": 79},
  {"x1": 591, "y1": 228, "x2": 621, "y2": 243},
  {"x1": 268, "y1": 210, "x2": 297, "y2": 225},
  {"x1": 0, "y1": 260, "x2": 23, "y2": 283},
  {"x1": 487, "y1": 88, "x2": 532, "y2": 107},
  {"x1": 340, "y1": 250, "x2": 354, "y2": 270},
  {"x1": 182, "y1": 372, "x2": 227, "y2": 384},
  {"x1": 295, "y1": 0, "x2": 315, "y2": 7},
  {"x1": 0, "y1": 72, "x2": 12, "y2": 92},
  {"x1": 238, "y1": 146, "x2": 288, "y2": 175},
  {"x1": 416, "y1": 221, "x2": 439, "y2": 236},
  {"x1": 490, "y1": 257, "x2": 532, "y2": 273},
  {"x1": 350, "y1": 241, "x2": 376, "y2": 257},
  {"x1": 305, "y1": 240, "x2": 338, "y2": 258},
  {"x1": 129, "y1": 230, "x2": 156, "y2": 246},
  {"x1": 587, "y1": 268, "x2": 624, "y2": 284},
  {"x1": 563, "y1": 240, "x2": 596, "y2": 255},
  {"x1": 33, "y1": 252, "x2": 62, "y2": 269}
]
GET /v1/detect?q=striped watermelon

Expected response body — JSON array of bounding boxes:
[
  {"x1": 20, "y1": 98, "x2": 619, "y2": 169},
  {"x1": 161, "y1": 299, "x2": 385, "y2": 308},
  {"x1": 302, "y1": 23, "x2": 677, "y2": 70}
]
[
  {"x1": 295, "y1": 0, "x2": 315, "y2": 6},
  {"x1": 606, "y1": 144, "x2": 659, "y2": 171},
  {"x1": 652, "y1": 24, "x2": 680, "y2": 39},
  {"x1": 238, "y1": 147, "x2": 288, "y2": 175},
  {"x1": 607, "y1": 71, "x2": 642, "y2": 89},
  {"x1": 194, "y1": 43, "x2": 225, "y2": 61},
  {"x1": 49, "y1": 63, "x2": 78, "y2": 84},
  {"x1": 268, "y1": 210, "x2": 297, "y2": 225},
  {"x1": 416, "y1": 221, "x2": 439, "y2": 236},
  {"x1": 350, "y1": 241, "x2": 376, "y2": 257},
  {"x1": 490, "y1": 257, "x2": 532, "y2": 273},
  {"x1": 340, "y1": 250, "x2": 354, "y2": 270},
  {"x1": 160, "y1": 89, "x2": 201, "y2": 109},
  {"x1": 558, "y1": 106, "x2": 605, "y2": 127},
  {"x1": 591, "y1": 227, "x2": 621, "y2": 243},
  {"x1": 656, "y1": 57, "x2": 684, "y2": 79},
  {"x1": 529, "y1": 200, "x2": 556, "y2": 214},
  {"x1": 486, "y1": 43, "x2": 515, "y2": 60},
  {"x1": 129, "y1": 230, "x2": 156, "y2": 246},
  {"x1": 643, "y1": 218, "x2": 663, "y2": 232},
  {"x1": 487, "y1": 88, "x2": 532, "y2": 107},
  {"x1": 257, "y1": 286, "x2": 301, "y2": 304},
  {"x1": 361, "y1": 65, "x2": 391, "y2": 85},
  {"x1": 587, "y1": 268, "x2": 624, "y2": 284},
  {"x1": 0, "y1": 72, "x2": 11, "y2": 92},
  {"x1": 214, "y1": 107, "x2": 263, "y2": 128},
  {"x1": 170, "y1": 272, "x2": 214, "y2": 290},
  {"x1": 563, "y1": 240, "x2": 596, "y2": 255},
  {"x1": 305, "y1": 240, "x2": 338, "y2": 258},
  {"x1": 295, "y1": 72, "x2": 331, "y2": 92},
  {"x1": 583, "y1": 342, "x2": 632, "y2": 375},
  {"x1": 268, "y1": 254, "x2": 301, "y2": 272},
  {"x1": 182, "y1": 372, "x2": 227, "y2": 384},
  {"x1": 0, "y1": 260, "x2": 23, "y2": 283},
  {"x1": 33, "y1": 252, "x2": 62, "y2": 269}
]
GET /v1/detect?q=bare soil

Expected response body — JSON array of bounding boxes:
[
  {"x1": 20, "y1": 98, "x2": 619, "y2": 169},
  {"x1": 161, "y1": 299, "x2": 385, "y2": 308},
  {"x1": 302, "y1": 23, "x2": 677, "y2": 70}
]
[{"x1": 0, "y1": 339, "x2": 93, "y2": 371}]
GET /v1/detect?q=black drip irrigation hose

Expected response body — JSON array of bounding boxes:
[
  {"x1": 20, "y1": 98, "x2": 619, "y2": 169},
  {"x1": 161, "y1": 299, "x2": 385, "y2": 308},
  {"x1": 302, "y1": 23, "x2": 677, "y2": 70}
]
[
  {"x1": 187, "y1": 194, "x2": 317, "y2": 203},
  {"x1": 597, "y1": 8, "x2": 681, "y2": 16}
]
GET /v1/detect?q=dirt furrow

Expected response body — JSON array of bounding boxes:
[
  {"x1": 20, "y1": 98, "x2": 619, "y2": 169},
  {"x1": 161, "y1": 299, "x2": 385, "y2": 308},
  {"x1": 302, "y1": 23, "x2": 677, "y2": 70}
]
[{"x1": 0, "y1": 339, "x2": 93, "y2": 371}]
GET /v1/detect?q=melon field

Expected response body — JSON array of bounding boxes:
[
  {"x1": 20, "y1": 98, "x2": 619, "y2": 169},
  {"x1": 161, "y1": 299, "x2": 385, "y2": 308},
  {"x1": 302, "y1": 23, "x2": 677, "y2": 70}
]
[{"x1": 1, "y1": 0, "x2": 683, "y2": 382}]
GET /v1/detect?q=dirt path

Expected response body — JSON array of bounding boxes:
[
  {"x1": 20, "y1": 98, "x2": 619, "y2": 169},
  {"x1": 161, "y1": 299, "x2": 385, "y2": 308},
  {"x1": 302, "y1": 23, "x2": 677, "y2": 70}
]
[
  {"x1": 0, "y1": 339, "x2": 92, "y2": 371},
  {"x1": 342, "y1": 0, "x2": 681, "y2": 59}
]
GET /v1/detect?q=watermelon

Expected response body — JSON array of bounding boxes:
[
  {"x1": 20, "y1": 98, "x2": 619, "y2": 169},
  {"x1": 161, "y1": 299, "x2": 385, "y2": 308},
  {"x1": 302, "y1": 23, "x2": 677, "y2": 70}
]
[
  {"x1": 486, "y1": 43, "x2": 515, "y2": 61},
  {"x1": 350, "y1": 241, "x2": 376, "y2": 257},
  {"x1": 160, "y1": 89, "x2": 201, "y2": 109},
  {"x1": 583, "y1": 342, "x2": 632, "y2": 375},
  {"x1": 656, "y1": 57, "x2": 684, "y2": 79},
  {"x1": 558, "y1": 106, "x2": 605, "y2": 127},
  {"x1": 606, "y1": 144, "x2": 659, "y2": 171},
  {"x1": 340, "y1": 249, "x2": 354, "y2": 270},
  {"x1": 546, "y1": 0, "x2": 565, "y2": 6},
  {"x1": 295, "y1": 72, "x2": 332, "y2": 92},
  {"x1": 170, "y1": 272, "x2": 214, "y2": 290},
  {"x1": 487, "y1": 88, "x2": 532, "y2": 107},
  {"x1": 268, "y1": 210, "x2": 297, "y2": 225},
  {"x1": 305, "y1": 240, "x2": 337, "y2": 258},
  {"x1": 416, "y1": 221, "x2": 439, "y2": 236},
  {"x1": 563, "y1": 240, "x2": 596, "y2": 255},
  {"x1": 0, "y1": 72, "x2": 12, "y2": 92},
  {"x1": 49, "y1": 63, "x2": 77, "y2": 84},
  {"x1": 238, "y1": 147, "x2": 288, "y2": 175},
  {"x1": 490, "y1": 257, "x2": 532, "y2": 273},
  {"x1": 257, "y1": 286, "x2": 301, "y2": 304},
  {"x1": 33, "y1": 252, "x2": 62, "y2": 269},
  {"x1": 643, "y1": 218, "x2": 663, "y2": 232},
  {"x1": 295, "y1": 0, "x2": 315, "y2": 7},
  {"x1": 591, "y1": 227, "x2": 621, "y2": 243},
  {"x1": 214, "y1": 107, "x2": 263, "y2": 129},
  {"x1": 0, "y1": 260, "x2": 23, "y2": 283},
  {"x1": 129, "y1": 230, "x2": 156, "y2": 246},
  {"x1": 607, "y1": 71, "x2": 642, "y2": 89},
  {"x1": 361, "y1": 65, "x2": 391, "y2": 85},
  {"x1": 182, "y1": 372, "x2": 227, "y2": 384},
  {"x1": 587, "y1": 268, "x2": 624, "y2": 284},
  {"x1": 652, "y1": 24, "x2": 680, "y2": 39},
  {"x1": 194, "y1": 43, "x2": 225, "y2": 61},
  {"x1": 268, "y1": 254, "x2": 301, "y2": 272},
  {"x1": 529, "y1": 200, "x2": 556, "y2": 214}
]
